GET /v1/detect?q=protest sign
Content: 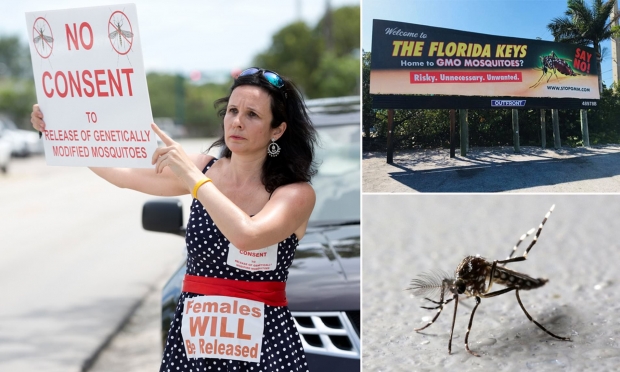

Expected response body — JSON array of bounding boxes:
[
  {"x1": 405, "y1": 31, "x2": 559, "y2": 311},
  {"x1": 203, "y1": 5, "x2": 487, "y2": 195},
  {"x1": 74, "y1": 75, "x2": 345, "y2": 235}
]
[
  {"x1": 25, "y1": 4, "x2": 157, "y2": 167},
  {"x1": 181, "y1": 296, "x2": 264, "y2": 363}
]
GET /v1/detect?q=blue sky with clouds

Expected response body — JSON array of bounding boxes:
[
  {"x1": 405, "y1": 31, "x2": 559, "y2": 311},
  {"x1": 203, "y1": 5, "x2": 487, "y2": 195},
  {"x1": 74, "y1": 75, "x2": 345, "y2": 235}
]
[
  {"x1": 3, "y1": 0, "x2": 359, "y2": 77},
  {"x1": 363, "y1": 0, "x2": 617, "y2": 86}
]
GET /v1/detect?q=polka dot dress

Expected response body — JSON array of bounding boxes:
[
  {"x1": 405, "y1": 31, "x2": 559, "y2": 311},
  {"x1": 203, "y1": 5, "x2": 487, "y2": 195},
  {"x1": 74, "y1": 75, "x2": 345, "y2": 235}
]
[{"x1": 160, "y1": 159, "x2": 309, "y2": 372}]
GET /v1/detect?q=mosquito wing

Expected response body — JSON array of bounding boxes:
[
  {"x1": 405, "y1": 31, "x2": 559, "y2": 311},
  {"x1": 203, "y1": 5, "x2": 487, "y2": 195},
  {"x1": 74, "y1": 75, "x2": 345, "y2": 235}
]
[
  {"x1": 121, "y1": 30, "x2": 133, "y2": 38},
  {"x1": 109, "y1": 31, "x2": 118, "y2": 39},
  {"x1": 33, "y1": 35, "x2": 41, "y2": 43},
  {"x1": 407, "y1": 269, "x2": 454, "y2": 299},
  {"x1": 43, "y1": 35, "x2": 54, "y2": 43}
]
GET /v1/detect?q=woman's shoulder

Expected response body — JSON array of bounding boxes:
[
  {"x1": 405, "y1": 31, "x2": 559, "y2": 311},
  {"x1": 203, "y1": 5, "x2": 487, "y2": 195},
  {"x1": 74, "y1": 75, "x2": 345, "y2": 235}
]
[
  {"x1": 190, "y1": 154, "x2": 216, "y2": 173},
  {"x1": 271, "y1": 181, "x2": 315, "y2": 203}
]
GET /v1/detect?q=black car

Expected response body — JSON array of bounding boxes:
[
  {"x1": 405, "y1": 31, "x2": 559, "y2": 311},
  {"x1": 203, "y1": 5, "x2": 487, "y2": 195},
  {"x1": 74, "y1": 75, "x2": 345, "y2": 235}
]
[{"x1": 142, "y1": 96, "x2": 360, "y2": 371}]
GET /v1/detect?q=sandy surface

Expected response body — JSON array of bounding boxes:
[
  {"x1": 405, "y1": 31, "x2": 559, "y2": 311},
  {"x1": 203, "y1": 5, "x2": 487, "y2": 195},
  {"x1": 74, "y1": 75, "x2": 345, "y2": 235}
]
[
  {"x1": 363, "y1": 145, "x2": 620, "y2": 193},
  {"x1": 362, "y1": 195, "x2": 620, "y2": 371}
]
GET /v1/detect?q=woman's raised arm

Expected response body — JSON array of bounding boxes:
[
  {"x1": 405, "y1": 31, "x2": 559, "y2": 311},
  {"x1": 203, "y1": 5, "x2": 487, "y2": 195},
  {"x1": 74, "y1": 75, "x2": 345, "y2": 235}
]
[{"x1": 31, "y1": 104, "x2": 209, "y2": 196}]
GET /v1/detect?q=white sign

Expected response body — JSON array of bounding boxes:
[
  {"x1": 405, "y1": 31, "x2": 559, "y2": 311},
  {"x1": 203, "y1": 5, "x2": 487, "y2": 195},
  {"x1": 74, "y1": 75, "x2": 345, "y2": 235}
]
[
  {"x1": 227, "y1": 243, "x2": 278, "y2": 272},
  {"x1": 181, "y1": 296, "x2": 264, "y2": 363},
  {"x1": 25, "y1": 4, "x2": 157, "y2": 167}
]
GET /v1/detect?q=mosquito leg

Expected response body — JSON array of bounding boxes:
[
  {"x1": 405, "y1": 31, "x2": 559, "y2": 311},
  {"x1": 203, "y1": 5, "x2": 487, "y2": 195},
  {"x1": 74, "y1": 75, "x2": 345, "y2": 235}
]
[
  {"x1": 529, "y1": 72, "x2": 545, "y2": 89},
  {"x1": 498, "y1": 205, "x2": 555, "y2": 267},
  {"x1": 515, "y1": 289, "x2": 571, "y2": 341},
  {"x1": 464, "y1": 296, "x2": 481, "y2": 357},
  {"x1": 448, "y1": 294, "x2": 459, "y2": 354},
  {"x1": 502, "y1": 227, "x2": 536, "y2": 265},
  {"x1": 421, "y1": 297, "x2": 453, "y2": 310},
  {"x1": 415, "y1": 293, "x2": 451, "y2": 331},
  {"x1": 481, "y1": 287, "x2": 515, "y2": 298}
]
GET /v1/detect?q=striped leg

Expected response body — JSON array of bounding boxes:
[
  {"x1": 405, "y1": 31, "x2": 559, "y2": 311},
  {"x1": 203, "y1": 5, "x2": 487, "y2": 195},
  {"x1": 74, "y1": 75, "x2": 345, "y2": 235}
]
[
  {"x1": 502, "y1": 227, "x2": 536, "y2": 265},
  {"x1": 448, "y1": 294, "x2": 459, "y2": 354},
  {"x1": 464, "y1": 296, "x2": 481, "y2": 357},
  {"x1": 515, "y1": 289, "x2": 571, "y2": 341},
  {"x1": 502, "y1": 204, "x2": 555, "y2": 266},
  {"x1": 415, "y1": 296, "x2": 453, "y2": 331}
]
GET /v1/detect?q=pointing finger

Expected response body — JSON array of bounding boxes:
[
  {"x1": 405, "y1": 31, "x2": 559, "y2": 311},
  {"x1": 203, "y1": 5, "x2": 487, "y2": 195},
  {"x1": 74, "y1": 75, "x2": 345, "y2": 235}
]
[{"x1": 151, "y1": 123, "x2": 174, "y2": 146}]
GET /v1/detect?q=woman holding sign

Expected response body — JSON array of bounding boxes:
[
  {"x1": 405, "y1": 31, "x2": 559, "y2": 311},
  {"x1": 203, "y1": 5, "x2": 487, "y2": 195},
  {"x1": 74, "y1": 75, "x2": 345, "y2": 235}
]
[{"x1": 32, "y1": 68, "x2": 316, "y2": 371}]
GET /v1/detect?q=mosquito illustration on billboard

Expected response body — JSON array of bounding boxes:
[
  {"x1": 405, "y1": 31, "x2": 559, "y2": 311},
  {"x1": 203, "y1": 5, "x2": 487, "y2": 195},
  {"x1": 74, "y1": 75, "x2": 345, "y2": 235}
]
[
  {"x1": 32, "y1": 17, "x2": 54, "y2": 59},
  {"x1": 530, "y1": 51, "x2": 579, "y2": 89},
  {"x1": 108, "y1": 10, "x2": 134, "y2": 56}
]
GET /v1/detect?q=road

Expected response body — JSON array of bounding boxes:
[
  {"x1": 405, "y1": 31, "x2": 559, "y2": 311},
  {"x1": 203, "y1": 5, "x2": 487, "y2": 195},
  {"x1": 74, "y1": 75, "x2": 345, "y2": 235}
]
[{"x1": 0, "y1": 138, "x2": 215, "y2": 372}]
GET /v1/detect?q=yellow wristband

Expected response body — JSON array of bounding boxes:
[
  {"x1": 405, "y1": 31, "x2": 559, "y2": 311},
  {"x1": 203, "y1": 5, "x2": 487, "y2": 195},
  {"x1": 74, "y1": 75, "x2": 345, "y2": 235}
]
[{"x1": 192, "y1": 178, "x2": 212, "y2": 199}]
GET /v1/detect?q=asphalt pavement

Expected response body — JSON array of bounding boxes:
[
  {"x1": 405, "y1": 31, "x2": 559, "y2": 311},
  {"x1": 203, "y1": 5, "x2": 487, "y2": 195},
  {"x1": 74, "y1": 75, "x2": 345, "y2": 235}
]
[
  {"x1": 363, "y1": 145, "x2": 620, "y2": 192},
  {"x1": 0, "y1": 138, "x2": 215, "y2": 372}
]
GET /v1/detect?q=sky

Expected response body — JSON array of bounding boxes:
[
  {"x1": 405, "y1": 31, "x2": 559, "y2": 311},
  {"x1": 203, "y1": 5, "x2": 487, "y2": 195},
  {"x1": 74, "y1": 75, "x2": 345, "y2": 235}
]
[
  {"x1": 363, "y1": 0, "x2": 617, "y2": 87},
  {"x1": 2, "y1": 0, "x2": 359, "y2": 79}
]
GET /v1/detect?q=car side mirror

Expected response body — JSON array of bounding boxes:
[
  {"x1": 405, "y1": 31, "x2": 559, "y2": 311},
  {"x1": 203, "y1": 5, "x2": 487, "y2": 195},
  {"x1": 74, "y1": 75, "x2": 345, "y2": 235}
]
[{"x1": 142, "y1": 199, "x2": 186, "y2": 237}]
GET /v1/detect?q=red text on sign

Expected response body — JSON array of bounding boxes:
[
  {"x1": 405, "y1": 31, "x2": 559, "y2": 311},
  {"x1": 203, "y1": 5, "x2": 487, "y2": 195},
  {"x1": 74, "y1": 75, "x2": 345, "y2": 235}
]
[
  {"x1": 86, "y1": 112, "x2": 97, "y2": 123},
  {"x1": 42, "y1": 68, "x2": 134, "y2": 98},
  {"x1": 65, "y1": 22, "x2": 93, "y2": 50},
  {"x1": 188, "y1": 316, "x2": 252, "y2": 340}
]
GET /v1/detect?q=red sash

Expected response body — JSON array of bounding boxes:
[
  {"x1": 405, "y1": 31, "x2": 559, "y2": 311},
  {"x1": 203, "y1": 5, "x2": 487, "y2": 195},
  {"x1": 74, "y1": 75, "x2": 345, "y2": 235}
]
[{"x1": 182, "y1": 274, "x2": 288, "y2": 307}]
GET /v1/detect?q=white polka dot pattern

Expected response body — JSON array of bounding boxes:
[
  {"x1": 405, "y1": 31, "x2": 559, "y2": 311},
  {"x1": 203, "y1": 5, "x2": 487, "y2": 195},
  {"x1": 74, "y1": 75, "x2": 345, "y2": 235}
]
[{"x1": 160, "y1": 159, "x2": 309, "y2": 372}]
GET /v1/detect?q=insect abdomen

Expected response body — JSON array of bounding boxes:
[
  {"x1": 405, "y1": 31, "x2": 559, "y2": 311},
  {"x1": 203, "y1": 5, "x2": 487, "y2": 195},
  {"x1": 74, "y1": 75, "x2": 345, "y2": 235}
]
[{"x1": 493, "y1": 266, "x2": 548, "y2": 290}]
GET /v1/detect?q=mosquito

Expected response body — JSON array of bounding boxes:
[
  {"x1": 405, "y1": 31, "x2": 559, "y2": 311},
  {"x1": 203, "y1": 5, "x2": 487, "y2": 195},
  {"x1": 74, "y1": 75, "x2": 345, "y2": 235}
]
[
  {"x1": 33, "y1": 23, "x2": 54, "y2": 51},
  {"x1": 408, "y1": 205, "x2": 571, "y2": 357},
  {"x1": 108, "y1": 17, "x2": 133, "y2": 49}
]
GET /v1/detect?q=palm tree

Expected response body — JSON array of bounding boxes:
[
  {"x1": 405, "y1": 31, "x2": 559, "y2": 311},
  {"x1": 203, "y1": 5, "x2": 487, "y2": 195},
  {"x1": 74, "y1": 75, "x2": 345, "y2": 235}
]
[{"x1": 547, "y1": 0, "x2": 620, "y2": 93}]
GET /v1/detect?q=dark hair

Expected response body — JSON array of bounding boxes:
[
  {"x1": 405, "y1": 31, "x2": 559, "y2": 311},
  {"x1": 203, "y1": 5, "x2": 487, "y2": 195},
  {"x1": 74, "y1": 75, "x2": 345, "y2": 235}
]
[{"x1": 209, "y1": 70, "x2": 318, "y2": 193}]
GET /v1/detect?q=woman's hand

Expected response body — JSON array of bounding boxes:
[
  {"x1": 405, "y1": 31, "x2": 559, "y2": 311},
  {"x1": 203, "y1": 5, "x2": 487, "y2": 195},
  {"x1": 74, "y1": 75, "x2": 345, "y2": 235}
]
[
  {"x1": 31, "y1": 104, "x2": 45, "y2": 132},
  {"x1": 151, "y1": 123, "x2": 204, "y2": 190}
]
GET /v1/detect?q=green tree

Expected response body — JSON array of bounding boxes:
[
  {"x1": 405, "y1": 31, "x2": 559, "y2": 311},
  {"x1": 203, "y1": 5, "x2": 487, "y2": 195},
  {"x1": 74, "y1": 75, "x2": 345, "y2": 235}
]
[
  {"x1": 547, "y1": 0, "x2": 620, "y2": 93},
  {"x1": 362, "y1": 50, "x2": 372, "y2": 137},
  {"x1": 0, "y1": 35, "x2": 32, "y2": 79},
  {"x1": 315, "y1": 5, "x2": 360, "y2": 57},
  {"x1": 0, "y1": 35, "x2": 36, "y2": 128},
  {"x1": 253, "y1": 21, "x2": 322, "y2": 96},
  {"x1": 253, "y1": 5, "x2": 360, "y2": 98},
  {"x1": 147, "y1": 72, "x2": 230, "y2": 137}
]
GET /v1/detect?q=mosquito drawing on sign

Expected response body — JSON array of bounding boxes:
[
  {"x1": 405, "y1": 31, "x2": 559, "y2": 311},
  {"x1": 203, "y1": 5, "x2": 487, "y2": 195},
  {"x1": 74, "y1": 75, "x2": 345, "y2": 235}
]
[
  {"x1": 109, "y1": 17, "x2": 133, "y2": 49},
  {"x1": 32, "y1": 17, "x2": 54, "y2": 62},
  {"x1": 108, "y1": 17, "x2": 133, "y2": 49},
  {"x1": 33, "y1": 23, "x2": 53, "y2": 51},
  {"x1": 407, "y1": 205, "x2": 571, "y2": 357}
]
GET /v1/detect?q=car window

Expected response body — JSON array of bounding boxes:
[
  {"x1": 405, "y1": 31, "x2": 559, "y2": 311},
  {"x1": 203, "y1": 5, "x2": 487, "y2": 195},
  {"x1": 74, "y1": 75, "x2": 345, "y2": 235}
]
[{"x1": 309, "y1": 122, "x2": 360, "y2": 225}]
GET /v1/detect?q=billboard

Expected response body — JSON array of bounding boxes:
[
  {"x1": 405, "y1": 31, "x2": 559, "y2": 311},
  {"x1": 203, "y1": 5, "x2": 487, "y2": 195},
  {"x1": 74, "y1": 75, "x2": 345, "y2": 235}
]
[{"x1": 370, "y1": 19, "x2": 600, "y2": 100}]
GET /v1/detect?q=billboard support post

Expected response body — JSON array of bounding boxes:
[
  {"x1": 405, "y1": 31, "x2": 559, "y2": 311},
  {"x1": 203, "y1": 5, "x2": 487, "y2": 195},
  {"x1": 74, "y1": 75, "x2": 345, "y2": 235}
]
[
  {"x1": 512, "y1": 109, "x2": 520, "y2": 153},
  {"x1": 552, "y1": 109, "x2": 561, "y2": 149},
  {"x1": 450, "y1": 109, "x2": 456, "y2": 158},
  {"x1": 459, "y1": 109, "x2": 468, "y2": 156},
  {"x1": 581, "y1": 109, "x2": 590, "y2": 147},
  {"x1": 387, "y1": 109, "x2": 394, "y2": 164},
  {"x1": 540, "y1": 109, "x2": 546, "y2": 149}
]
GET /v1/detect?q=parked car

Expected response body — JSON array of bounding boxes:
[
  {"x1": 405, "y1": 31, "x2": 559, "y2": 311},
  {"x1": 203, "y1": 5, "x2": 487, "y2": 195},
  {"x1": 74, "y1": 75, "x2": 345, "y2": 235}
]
[
  {"x1": 153, "y1": 117, "x2": 188, "y2": 140},
  {"x1": 0, "y1": 131, "x2": 11, "y2": 173},
  {"x1": 142, "y1": 96, "x2": 360, "y2": 371},
  {"x1": 0, "y1": 114, "x2": 44, "y2": 157}
]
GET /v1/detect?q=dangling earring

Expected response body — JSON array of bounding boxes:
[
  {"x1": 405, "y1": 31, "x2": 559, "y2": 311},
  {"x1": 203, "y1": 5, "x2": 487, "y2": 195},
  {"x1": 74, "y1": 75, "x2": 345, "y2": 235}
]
[{"x1": 267, "y1": 138, "x2": 281, "y2": 157}]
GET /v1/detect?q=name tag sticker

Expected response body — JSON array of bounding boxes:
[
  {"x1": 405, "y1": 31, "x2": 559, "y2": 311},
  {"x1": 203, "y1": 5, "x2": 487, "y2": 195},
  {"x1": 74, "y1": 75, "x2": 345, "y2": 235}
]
[
  {"x1": 181, "y1": 296, "x2": 264, "y2": 363},
  {"x1": 226, "y1": 243, "x2": 278, "y2": 272}
]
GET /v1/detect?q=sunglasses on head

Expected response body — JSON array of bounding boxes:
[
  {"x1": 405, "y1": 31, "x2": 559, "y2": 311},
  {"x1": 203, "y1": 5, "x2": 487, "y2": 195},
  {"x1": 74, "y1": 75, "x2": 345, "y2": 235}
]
[{"x1": 238, "y1": 67, "x2": 285, "y2": 89}]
